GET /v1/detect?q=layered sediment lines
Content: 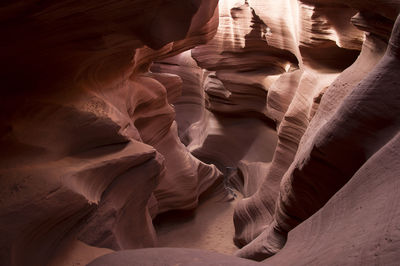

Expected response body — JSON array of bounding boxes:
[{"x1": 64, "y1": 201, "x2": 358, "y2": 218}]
[
  {"x1": 0, "y1": 1, "x2": 221, "y2": 266},
  {"x1": 1, "y1": 0, "x2": 400, "y2": 265},
  {"x1": 233, "y1": 0, "x2": 400, "y2": 263}
]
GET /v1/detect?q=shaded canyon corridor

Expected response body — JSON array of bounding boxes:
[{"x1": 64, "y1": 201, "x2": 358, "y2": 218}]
[{"x1": 0, "y1": 0, "x2": 399, "y2": 265}]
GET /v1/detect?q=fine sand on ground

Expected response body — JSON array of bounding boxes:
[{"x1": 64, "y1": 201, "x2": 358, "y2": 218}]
[
  {"x1": 154, "y1": 189, "x2": 242, "y2": 255},
  {"x1": 47, "y1": 189, "x2": 242, "y2": 266}
]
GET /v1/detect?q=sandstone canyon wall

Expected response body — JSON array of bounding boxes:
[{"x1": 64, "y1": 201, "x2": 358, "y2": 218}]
[
  {"x1": 0, "y1": 0, "x2": 399, "y2": 266},
  {"x1": 0, "y1": 1, "x2": 222, "y2": 265}
]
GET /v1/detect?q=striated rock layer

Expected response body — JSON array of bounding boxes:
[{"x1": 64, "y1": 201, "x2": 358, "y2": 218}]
[
  {"x1": 233, "y1": 1, "x2": 400, "y2": 263},
  {"x1": 149, "y1": 2, "x2": 399, "y2": 264},
  {"x1": 1, "y1": 0, "x2": 400, "y2": 265},
  {"x1": 0, "y1": 1, "x2": 221, "y2": 266}
]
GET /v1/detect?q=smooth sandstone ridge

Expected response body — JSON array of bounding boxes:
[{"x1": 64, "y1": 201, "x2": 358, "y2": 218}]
[{"x1": 0, "y1": 0, "x2": 399, "y2": 266}]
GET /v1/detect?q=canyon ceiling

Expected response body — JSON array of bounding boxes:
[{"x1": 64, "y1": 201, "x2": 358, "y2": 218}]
[{"x1": 0, "y1": 0, "x2": 399, "y2": 265}]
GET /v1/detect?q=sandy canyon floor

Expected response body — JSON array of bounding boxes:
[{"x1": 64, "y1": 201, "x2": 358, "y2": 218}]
[
  {"x1": 48, "y1": 188, "x2": 243, "y2": 266},
  {"x1": 154, "y1": 189, "x2": 242, "y2": 255}
]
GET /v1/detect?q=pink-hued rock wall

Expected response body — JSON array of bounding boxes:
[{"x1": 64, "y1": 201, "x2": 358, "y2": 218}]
[
  {"x1": 151, "y1": 0, "x2": 399, "y2": 263},
  {"x1": 0, "y1": 1, "x2": 221, "y2": 266},
  {"x1": 1, "y1": 0, "x2": 399, "y2": 265},
  {"x1": 230, "y1": 0, "x2": 400, "y2": 262}
]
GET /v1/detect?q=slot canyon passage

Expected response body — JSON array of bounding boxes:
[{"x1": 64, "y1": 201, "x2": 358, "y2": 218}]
[{"x1": 1, "y1": 0, "x2": 400, "y2": 265}]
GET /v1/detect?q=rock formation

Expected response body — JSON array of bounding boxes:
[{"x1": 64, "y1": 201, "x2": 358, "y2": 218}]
[
  {"x1": 0, "y1": 1, "x2": 221, "y2": 265},
  {"x1": 234, "y1": 0, "x2": 400, "y2": 261},
  {"x1": 0, "y1": 0, "x2": 399, "y2": 265}
]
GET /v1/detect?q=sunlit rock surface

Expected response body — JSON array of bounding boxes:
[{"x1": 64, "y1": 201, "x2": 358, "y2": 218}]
[
  {"x1": 234, "y1": 0, "x2": 400, "y2": 262},
  {"x1": 1, "y1": 0, "x2": 399, "y2": 265},
  {"x1": 192, "y1": 0, "x2": 300, "y2": 117}
]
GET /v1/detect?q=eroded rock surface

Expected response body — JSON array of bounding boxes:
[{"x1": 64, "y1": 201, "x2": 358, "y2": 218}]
[
  {"x1": 234, "y1": 1, "x2": 400, "y2": 262},
  {"x1": 1, "y1": 0, "x2": 399, "y2": 265},
  {"x1": 0, "y1": 1, "x2": 221, "y2": 266}
]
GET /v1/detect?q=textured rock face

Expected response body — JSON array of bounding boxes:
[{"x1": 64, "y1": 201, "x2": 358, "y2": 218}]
[
  {"x1": 0, "y1": 1, "x2": 220, "y2": 266},
  {"x1": 265, "y1": 14, "x2": 400, "y2": 264},
  {"x1": 1, "y1": 0, "x2": 400, "y2": 266},
  {"x1": 192, "y1": 0, "x2": 299, "y2": 117},
  {"x1": 152, "y1": 0, "x2": 399, "y2": 264},
  {"x1": 232, "y1": 0, "x2": 400, "y2": 262},
  {"x1": 264, "y1": 134, "x2": 400, "y2": 266}
]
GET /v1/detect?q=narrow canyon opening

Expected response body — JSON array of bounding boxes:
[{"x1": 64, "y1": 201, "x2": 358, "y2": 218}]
[{"x1": 1, "y1": 0, "x2": 399, "y2": 266}]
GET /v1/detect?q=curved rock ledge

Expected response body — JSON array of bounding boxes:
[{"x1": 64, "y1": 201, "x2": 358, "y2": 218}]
[{"x1": 1, "y1": 0, "x2": 399, "y2": 266}]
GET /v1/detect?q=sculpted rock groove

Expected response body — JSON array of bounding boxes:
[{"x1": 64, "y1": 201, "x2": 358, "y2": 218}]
[{"x1": 0, "y1": 0, "x2": 399, "y2": 266}]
